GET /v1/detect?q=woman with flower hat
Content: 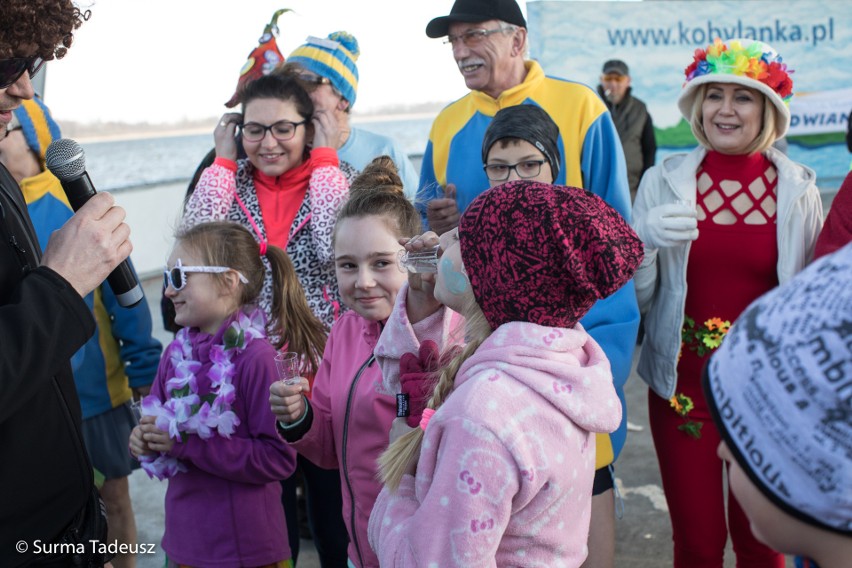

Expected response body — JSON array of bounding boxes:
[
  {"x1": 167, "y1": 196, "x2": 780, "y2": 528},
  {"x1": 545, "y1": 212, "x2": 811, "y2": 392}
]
[{"x1": 631, "y1": 38, "x2": 824, "y2": 566}]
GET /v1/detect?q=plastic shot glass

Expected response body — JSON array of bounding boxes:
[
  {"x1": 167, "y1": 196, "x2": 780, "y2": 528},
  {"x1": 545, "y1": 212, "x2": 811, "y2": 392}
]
[
  {"x1": 275, "y1": 352, "x2": 302, "y2": 386},
  {"x1": 399, "y1": 245, "x2": 440, "y2": 274}
]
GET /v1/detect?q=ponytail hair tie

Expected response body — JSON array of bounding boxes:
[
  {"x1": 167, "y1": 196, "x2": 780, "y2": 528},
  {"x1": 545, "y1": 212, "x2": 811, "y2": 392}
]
[
  {"x1": 419, "y1": 408, "x2": 436, "y2": 431},
  {"x1": 259, "y1": 241, "x2": 268, "y2": 256}
]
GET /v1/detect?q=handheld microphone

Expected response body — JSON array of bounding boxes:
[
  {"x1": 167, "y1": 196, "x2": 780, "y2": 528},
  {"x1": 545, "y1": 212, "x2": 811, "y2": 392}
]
[{"x1": 45, "y1": 138, "x2": 144, "y2": 308}]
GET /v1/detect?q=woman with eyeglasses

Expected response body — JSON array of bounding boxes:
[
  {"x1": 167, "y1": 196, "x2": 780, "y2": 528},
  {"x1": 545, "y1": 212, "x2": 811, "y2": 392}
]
[{"x1": 182, "y1": 73, "x2": 348, "y2": 339}]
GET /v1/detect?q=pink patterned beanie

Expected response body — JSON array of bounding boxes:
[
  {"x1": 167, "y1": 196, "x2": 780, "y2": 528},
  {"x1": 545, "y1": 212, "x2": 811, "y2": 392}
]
[{"x1": 458, "y1": 181, "x2": 643, "y2": 330}]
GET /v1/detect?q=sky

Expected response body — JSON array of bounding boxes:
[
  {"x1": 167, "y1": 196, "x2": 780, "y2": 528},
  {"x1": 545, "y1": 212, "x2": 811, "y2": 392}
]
[{"x1": 42, "y1": 0, "x2": 479, "y2": 124}]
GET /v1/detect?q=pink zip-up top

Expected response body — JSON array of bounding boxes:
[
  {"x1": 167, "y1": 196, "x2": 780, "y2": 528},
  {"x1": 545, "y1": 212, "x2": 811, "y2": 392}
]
[
  {"x1": 368, "y1": 321, "x2": 622, "y2": 567},
  {"x1": 281, "y1": 284, "x2": 463, "y2": 567},
  {"x1": 181, "y1": 147, "x2": 348, "y2": 332}
]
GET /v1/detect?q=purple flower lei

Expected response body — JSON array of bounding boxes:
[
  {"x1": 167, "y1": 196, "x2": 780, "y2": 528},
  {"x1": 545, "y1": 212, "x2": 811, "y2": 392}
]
[{"x1": 139, "y1": 308, "x2": 267, "y2": 480}]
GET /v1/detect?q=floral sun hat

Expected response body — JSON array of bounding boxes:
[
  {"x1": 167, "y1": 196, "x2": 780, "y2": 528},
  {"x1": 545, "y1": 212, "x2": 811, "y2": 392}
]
[{"x1": 677, "y1": 38, "x2": 794, "y2": 138}]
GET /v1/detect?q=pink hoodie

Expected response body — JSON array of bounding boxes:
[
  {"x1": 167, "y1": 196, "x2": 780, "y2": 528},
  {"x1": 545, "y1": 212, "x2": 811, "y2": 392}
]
[
  {"x1": 283, "y1": 285, "x2": 462, "y2": 567},
  {"x1": 368, "y1": 321, "x2": 622, "y2": 567}
]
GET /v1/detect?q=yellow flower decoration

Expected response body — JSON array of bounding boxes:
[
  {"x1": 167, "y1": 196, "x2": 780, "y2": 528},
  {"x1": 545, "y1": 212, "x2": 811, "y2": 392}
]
[
  {"x1": 707, "y1": 37, "x2": 727, "y2": 58},
  {"x1": 669, "y1": 396, "x2": 683, "y2": 414},
  {"x1": 731, "y1": 53, "x2": 750, "y2": 75},
  {"x1": 745, "y1": 57, "x2": 767, "y2": 80},
  {"x1": 683, "y1": 315, "x2": 732, "y2": 356}
]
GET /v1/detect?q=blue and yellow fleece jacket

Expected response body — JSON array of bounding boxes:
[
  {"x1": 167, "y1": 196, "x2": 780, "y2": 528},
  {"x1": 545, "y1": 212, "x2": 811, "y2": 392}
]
[
  {"x1": 21, "y1": 170, "x2": 162, "y2": 419},
  {"x1": 416, "y1": 61, "x2": 639, "y2": 468}
]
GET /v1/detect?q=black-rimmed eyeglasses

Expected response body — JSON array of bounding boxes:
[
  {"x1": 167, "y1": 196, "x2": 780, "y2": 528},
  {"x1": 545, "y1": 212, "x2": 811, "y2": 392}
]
[
  {"x1": 483, "y1": 160, "x2": 546, "y2": 182},
  {"x1": 443, "y1": 28, "x2": 506, "y2": 47},
  {"x1": 164, "y1": 259, "x2": 249, "y2": 291},
  {"x1": 0, "y1": 57, "x2": 46, "y2": 89},
  {"x1": 240, "y1": 120, "x2": 307, "y2": 142}
]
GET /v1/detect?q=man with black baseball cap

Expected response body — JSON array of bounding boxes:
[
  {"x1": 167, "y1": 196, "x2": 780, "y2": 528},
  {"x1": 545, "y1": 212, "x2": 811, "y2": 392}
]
[
  {"x1": 598, "y1": 59, "x2": 656, "y2": 202},
  {"x1": 425, "y1": 0, "x2": 526, "y2": 38},
  {"x1": 416, "y1": 1, "x2": 637, "y2": 567}
]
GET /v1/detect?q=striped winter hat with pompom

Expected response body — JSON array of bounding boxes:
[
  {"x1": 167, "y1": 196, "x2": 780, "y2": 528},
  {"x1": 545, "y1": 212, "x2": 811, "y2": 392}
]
[{"x1": 288, "y1": 31, "x2": 359, "y2": 107}]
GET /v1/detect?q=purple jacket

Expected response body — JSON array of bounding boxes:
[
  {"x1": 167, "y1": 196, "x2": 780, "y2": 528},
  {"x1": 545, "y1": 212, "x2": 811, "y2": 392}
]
[
  {"x1": 286, "y1": 285, "x2": 462, "y2": 567},
  {"x1": 368, "y1": 321, "x2": 622, "y2": 567},
  {"x1": 152, "y1": 319, "x2": 297, "y2": 567}
]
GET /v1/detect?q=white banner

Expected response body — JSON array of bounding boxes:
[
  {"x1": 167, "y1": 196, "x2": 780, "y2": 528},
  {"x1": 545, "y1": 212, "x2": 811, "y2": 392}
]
[
  {"x1": 789, "y1": 87, "x2": 852, "y2": 136},
  {"x1": 527, "y1": 0, "x2": 852, "y2": 134}
]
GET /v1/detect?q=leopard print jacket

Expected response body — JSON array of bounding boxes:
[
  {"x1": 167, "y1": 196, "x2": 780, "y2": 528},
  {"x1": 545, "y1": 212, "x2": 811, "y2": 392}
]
[{"x1": 181, "y1": 156, "x2": 356, "y2": 338}]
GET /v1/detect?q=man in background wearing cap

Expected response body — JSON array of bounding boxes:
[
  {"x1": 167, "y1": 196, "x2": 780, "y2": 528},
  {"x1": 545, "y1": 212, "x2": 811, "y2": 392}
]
[
  {"x1": 0, "y1": 97, "x2": 162, "y2": 568},
  {"x1": 284, "y1": 32, "x2": 420, "y2": 200},
  {"x1": 419, "y1": 2, "x2": 638, "y2": 567},
  {"x1": 704, "y1": 243, "x2": 852, "y2": 568},
  {"x1": 598, "y1": 59, "x2": 656, "y2": 203}
]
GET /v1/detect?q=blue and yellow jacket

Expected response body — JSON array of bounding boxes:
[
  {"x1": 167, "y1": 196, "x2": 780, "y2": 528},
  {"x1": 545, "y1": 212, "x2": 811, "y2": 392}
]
[
  {"x1": 21, "y1": 170, "x2": 162, "y2": 419},
  {"x1": 417, "y1": 61, "x2": 639, "y2": 468}
]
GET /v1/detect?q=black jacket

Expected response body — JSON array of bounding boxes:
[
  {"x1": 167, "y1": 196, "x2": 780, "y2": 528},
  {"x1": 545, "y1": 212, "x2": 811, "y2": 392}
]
[
  {"x1": 0, "y1": 163, "x2": 96, "y2": 566},
  {"x1": 598, "y1": 85, "x2": 657, "y2": 201}
]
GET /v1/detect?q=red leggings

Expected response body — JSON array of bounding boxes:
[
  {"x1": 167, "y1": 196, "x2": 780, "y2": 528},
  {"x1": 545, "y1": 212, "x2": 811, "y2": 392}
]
[{"x1": 648, "y1": 385, "x2": 784, "y2": 568}]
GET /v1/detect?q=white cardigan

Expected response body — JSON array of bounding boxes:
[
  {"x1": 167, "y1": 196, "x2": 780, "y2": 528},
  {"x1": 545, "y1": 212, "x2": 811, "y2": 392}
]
[{"x1": 631, "y1": 146, "x2": 824, "y2": 399}]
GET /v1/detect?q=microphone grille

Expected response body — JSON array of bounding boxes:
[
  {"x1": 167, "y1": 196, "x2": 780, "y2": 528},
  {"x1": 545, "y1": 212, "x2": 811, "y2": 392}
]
[{"x1": 45, "y1": 138, "x2": 86, "y2": 181}]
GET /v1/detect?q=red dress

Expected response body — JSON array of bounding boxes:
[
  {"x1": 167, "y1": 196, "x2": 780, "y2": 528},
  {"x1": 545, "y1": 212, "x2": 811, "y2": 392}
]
[{"x1": 649, "y1": 150, "x2": 785, "y2": 568}]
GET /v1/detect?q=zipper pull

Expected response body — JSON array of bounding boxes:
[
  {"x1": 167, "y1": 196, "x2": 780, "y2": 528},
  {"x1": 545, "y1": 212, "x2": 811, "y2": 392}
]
[{"x1": 9, "y1": 235, "x2": 31, "y2": 271}]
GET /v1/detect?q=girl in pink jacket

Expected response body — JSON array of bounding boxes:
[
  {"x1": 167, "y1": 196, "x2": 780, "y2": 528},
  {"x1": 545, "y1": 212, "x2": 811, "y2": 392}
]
[
  {"x1": 269, "y1": 157, "x2": 462, "y2": 568},
  {"x1": 370, "y1": 181, "x2": 645, "y2": 567}
]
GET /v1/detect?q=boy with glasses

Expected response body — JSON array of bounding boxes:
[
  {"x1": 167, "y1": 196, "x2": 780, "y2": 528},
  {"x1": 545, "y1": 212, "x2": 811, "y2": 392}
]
[{"x1": 481, "y1": 105, "x2": 561, "y2": 186}]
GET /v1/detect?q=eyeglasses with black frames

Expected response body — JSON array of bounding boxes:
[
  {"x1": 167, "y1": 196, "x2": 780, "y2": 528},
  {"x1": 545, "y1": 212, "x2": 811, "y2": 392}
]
[
  {"x1": 240, "y1": 120, "x2": 307, "y2": 143},
  {"x1": 0, "y1": 57, "x2": 46, "y2": 89},
  {"x1": 443, "y1": 28, "x2": 507, "y2": 47},
  {"x1": 483, "y1": 160, "x2": 546, "y2": 182},
  {"x1": 164, "y1": 258, "x2": 249, "y2": 291}
]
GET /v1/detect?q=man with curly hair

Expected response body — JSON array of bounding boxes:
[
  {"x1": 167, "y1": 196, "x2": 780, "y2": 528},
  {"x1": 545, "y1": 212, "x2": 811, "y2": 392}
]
[{"x1": 0, "y1": 2, "x2": 135, "y2": 566}]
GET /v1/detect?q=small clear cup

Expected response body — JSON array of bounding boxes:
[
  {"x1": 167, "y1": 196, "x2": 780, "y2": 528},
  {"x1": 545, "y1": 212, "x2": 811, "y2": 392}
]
[
  {"x1": 398, "y1": 245, "x2": 440, "y2": 274},
  {"x1": 130, "y1": 397, "x2": 143, "y2": 424},
  {"x1": 275, "y1": 351, "x2": 302, "y2": 386}
]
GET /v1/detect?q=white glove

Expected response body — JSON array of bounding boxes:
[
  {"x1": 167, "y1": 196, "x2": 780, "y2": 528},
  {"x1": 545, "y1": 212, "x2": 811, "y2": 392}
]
[{"x1": 635, "y1": 203, "x2": 699, "y2": 249}]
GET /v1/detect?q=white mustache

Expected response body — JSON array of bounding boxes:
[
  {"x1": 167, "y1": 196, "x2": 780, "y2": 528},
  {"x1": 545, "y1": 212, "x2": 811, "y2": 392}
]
[{"x1": 457, "y1": 58, "x2": 486, "y2": 70}]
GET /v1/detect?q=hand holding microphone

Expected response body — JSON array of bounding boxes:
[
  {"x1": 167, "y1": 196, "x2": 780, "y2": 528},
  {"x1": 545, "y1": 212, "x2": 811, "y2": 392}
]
[{"x1": 44, "y1": 138, "x2": 142, "y2": 307}]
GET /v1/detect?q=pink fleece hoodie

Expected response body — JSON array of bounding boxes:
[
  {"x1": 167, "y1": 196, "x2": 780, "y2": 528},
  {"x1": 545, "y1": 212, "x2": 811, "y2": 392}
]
[
  {"x1": 368, "y1": 321, "x2": 622, "y2": 567},
  {"x1": 284, "y1": 285, "x2": 462, "y2": 567}
]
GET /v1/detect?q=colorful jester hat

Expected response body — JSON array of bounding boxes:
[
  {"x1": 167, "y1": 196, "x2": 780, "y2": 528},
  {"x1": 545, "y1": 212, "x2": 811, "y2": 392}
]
[
  {"x1": 224, "y1": 8, "x2": 291, "y2": 108},
  {"x1": 677, "y1": 38, "x2": 794, "y2": 138}
]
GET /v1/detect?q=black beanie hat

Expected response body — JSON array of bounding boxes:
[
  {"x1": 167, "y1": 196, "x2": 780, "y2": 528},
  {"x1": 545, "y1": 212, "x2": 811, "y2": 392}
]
[{"x1": 482, "y1": 105, "x2": 561, "y2": 182}]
